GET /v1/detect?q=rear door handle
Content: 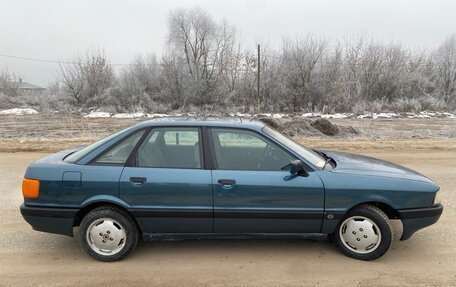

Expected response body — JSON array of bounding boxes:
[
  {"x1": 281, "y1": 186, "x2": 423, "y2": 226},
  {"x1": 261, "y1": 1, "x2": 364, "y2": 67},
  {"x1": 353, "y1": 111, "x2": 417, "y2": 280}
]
[
  {"x1": 218, "y1": 179, "x2": 236, "y2": 189},
  {"x1": 130, "y1": 177, "x2": 146, "y2": 187}
]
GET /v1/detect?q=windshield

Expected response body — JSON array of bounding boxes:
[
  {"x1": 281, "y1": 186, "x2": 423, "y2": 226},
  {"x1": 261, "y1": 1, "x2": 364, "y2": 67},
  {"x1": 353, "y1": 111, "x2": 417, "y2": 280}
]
[
  {"x1": 64, "y1": 127, "x2": 131, "y2": 163},
  {"x1": 263, "y1": 126, "x2": 326, "y2": 169}
]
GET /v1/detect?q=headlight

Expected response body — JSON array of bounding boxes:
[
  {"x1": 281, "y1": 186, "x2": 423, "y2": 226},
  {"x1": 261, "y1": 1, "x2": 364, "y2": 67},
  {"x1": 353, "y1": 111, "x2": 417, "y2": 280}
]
[{"x1": 434, "y1": 190, "x2": 442, "y2": 205}]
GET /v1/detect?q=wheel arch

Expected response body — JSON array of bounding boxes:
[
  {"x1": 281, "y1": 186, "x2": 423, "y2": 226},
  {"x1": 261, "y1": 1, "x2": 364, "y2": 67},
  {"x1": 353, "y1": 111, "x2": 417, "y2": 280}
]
[
  {"x1": 348, "y1": 201, "x2": 400, "y2": 220},
  {"x1": 322, "y1": 200, "x2": 399, "y2": 235},
  {"x1": 74, "y1": 198, "x2": 143, "y2": 233}
]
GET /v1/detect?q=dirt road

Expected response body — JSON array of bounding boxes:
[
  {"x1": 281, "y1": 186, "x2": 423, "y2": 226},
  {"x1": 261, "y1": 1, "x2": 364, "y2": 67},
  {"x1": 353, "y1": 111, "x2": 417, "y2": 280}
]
[{"x1": 1, "y1": 142, "x2": 455, "y2": 286}]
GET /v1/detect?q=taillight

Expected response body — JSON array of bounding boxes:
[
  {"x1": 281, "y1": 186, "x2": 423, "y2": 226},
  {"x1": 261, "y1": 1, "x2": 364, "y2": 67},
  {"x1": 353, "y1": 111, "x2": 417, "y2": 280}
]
[{"x1": 22, "y1": 178, "x2": 40, "y2": 198}]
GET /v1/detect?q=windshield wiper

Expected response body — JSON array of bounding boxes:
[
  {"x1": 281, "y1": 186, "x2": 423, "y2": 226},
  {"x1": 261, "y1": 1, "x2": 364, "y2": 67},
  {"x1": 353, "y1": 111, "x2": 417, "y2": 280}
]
[
  {"x1": 322, "y1": 157, "x2": 332, "y2": 170},
  {"x1": 314, "y1": 149, "x2": 333, "y2": 170}
]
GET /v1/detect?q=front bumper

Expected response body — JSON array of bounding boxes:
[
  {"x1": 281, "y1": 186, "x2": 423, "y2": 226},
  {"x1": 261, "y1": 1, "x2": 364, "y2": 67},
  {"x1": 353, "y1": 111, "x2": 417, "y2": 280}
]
[
  {"x1": 20, "y1": 204, "x2": 79, "y2": 237},
  {"x1": 397, "y1": 203, "x2": 443, "y2": 240}
]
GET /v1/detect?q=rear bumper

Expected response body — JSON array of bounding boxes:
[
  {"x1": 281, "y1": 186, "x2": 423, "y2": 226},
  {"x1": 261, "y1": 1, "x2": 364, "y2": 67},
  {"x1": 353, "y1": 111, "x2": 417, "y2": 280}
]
[
  {"x1": 20, "y1": 204, "x2": 78, "y2": 237},
  {"x1": 398, "y1": 203, "x2": 443, "y2": 240}
]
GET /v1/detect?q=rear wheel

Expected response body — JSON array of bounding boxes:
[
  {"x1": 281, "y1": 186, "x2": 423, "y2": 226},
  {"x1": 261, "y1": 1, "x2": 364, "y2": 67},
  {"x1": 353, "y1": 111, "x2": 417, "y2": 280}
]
[
  {"x1": 79, "y1": 206, "x2": 139, "y2": 262},
  {"x1": 335, "y1": 204, "x2": 393, "y2": 260}
]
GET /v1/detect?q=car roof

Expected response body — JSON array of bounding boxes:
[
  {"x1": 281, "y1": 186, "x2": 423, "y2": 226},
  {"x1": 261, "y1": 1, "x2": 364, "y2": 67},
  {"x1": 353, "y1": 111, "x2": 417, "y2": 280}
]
[{"x1": 134, "y1": 116, "x2": 266, "y2": 130}]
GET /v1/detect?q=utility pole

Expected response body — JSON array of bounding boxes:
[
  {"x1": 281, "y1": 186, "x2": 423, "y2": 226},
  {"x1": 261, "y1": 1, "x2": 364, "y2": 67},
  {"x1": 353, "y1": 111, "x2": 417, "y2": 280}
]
[{"x1": 257, "y1": 44, "x2": 260, "y2": 113}]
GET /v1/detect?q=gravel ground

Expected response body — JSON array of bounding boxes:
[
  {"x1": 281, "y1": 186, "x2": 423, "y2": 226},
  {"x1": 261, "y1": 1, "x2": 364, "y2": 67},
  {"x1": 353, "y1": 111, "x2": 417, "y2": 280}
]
[{"x1": 0, "y1": 139, "x2": 455, "y2": 286}]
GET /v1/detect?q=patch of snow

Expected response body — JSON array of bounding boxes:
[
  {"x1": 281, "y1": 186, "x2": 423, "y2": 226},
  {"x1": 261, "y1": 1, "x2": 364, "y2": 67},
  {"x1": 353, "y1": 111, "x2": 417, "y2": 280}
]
[
  {"x1": 301, "y1": 112, "x2": 320, "y2": 118},
  {"x1": 112, "y1": 112, "x2": 145, "y2": 118},
  {"x1": 83, "y1": 111, "x2": 111, "y2": 118},
  {"x1": 272, "y1": 113, "x2": 286, "y2": 119},
  {"x1": 407, "y1": 112, "x2": 431, "y2": 119},
  {"x1": 0, "y1": 108, "x2": 38, "y2": 115},
  {"x1": 356, "y1": 112, "x2": 399, "y2": 119},
  {"x1": 442, "y1": 112, "x2": 455, "y2": 119},
  {"x1": 231, "y1": 112, "x2": 251, "y2": 117},
  {"x1": 373, "y1": 112, "x2": 399, "y2": 119},
  {"x1": 420, "y1": 111, "x2": 437, "y2": 117},
  {"x1": 320, "y1": 113, "x2": 351, "y2": 119},
  {"x1": 146, "y1": 113, "x2": 170, "y2": 118},
  {"x1": 356, "y1": 113, "x2": 372, "y2": 119}
]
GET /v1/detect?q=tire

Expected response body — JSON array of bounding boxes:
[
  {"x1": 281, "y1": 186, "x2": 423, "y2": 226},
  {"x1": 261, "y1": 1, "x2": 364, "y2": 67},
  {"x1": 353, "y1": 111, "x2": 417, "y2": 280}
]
[
  {"x1": 334, "y1": 204, "x2": 393, "y2": 260},
  {"x1": 79, "y1": 206, "x2": 139, "y2": 262}
]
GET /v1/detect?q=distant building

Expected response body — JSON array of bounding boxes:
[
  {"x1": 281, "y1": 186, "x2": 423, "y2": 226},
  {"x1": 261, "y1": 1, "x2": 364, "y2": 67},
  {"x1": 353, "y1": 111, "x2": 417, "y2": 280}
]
[{"x1": 17, "y1": 78, "x2": 45, "y2": 93}]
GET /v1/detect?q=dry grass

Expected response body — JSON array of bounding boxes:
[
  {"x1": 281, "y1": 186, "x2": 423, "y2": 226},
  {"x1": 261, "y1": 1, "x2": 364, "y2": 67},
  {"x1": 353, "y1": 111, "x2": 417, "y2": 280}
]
[{"x1": 1, "y1": 115, "x2": 456, "y2": 153}]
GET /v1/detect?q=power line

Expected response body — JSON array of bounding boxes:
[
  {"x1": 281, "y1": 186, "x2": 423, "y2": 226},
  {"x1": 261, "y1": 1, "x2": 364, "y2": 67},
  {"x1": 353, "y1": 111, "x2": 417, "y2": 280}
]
[
  {"x1": 0, "y1": 53, "x2": 139, "y2": 67},
  {"x1": 0, "y1": 51, "x2": 443, "y2": 68}
]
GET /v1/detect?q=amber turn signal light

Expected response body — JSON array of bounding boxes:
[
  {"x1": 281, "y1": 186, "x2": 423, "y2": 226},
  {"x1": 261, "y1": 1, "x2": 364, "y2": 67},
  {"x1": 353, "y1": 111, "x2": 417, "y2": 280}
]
[{"x1": 22, "y1": 178, "x2": 40, "y2": 198}]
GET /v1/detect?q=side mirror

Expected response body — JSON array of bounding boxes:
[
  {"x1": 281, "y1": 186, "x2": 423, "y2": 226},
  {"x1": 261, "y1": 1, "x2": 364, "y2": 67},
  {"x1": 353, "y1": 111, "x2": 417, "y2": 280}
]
[{"x1": 290, "y1": 160, "x2": 308, "y2": 176}]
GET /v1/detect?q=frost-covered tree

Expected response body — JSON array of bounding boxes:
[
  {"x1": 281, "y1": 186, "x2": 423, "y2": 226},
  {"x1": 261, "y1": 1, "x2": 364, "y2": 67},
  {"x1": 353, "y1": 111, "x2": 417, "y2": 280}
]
[
  {"x1": 59, "y1": 49, "x2": 114, "y2": 107},
  {"x1": 280, "y1": 36, "x2": 327, "y2": 111},
  {"x1": 166, "y1": 7, "x2": 241, "y2": 108},
  {"x1": 0, "y1": 69, "x2": 20, "y2": 99},
  {"x1": 434, "y1": 34, "x2": 456, "y2": 107},
  {"x1": 110, "y1": 54, "x2": 162, "y2": 112}
]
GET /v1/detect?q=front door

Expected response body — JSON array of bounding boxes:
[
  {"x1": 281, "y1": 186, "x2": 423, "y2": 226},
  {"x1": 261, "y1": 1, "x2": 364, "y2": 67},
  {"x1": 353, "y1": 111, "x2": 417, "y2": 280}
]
[
  {"x1": 209, "y1": 128, "x2": 325, "y2": 233},
  {"x1": 119, "y1": 127, "x2": 213, "y2": 233}
]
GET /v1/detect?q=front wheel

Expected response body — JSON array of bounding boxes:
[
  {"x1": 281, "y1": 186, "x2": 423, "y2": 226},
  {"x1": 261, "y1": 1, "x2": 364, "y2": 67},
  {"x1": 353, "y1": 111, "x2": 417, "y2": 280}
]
[
  {"x1": 79, "y1": 206, "x2": 139, "y2": 262},
  {"x1": 334, "y1": 204, "x2": 393, "y2": 260}
]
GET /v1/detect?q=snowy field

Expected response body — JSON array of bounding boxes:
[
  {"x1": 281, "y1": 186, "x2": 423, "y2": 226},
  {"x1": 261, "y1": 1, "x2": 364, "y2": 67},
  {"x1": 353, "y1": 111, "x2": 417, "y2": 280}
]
[{"x1": 0, "y1": 108, "x2": 454, "y2": 120}]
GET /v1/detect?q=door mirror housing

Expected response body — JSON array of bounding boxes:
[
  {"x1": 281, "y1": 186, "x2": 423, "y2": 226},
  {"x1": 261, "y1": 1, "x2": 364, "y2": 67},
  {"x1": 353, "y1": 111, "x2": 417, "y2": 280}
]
[{"x1": 290, "y1": 160, "x2": 308, "y2": 176}]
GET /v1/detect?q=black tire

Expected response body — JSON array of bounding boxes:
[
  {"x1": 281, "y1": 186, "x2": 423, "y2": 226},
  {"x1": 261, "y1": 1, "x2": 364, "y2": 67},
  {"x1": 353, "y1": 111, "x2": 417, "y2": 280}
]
[
  {"x1": 79, "y1": 205, "x2": 139, "y2": 262},
  {"x1": 334, "y1": 204, "x2": 393, "y2": 260}
]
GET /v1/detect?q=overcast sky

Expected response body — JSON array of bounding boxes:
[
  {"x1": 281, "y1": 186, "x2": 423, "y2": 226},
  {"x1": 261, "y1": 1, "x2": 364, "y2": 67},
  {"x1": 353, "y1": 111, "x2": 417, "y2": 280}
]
[{"x1": 1, "y1": 0, "x2": 455, "y2": 86}]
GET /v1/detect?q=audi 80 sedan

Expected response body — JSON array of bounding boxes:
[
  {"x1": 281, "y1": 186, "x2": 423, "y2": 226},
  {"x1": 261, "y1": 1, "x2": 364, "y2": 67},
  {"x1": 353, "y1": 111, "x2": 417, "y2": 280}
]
[{"x1": 21, "y1": 117, "x2": 443, "y2": 261}]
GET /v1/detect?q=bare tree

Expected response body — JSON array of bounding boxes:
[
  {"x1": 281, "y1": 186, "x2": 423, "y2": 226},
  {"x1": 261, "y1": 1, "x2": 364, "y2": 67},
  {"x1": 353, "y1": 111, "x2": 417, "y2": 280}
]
[
  {"x1": 59, "y1": 49, "x2": 114, "y2": 108},
  {"x1": 434, "y1": 34, "x2": 456, "y2": 107},
  {"x1": 281, "y1": 35, "x2": 327, "y2": 111},
  {"x1": 378, "y1": 44, "x2": 408, "y2": 101},
  {"x1": 216, "y1": 20, "x2": 242, "y2": 105},
  {"x1": 166, "y1": 7, "x2": 241, "y2": 108},
  {"x1": 344, "y1": 36, "x2": 365, "y2": 101},
  {"x1": 167, "y1": 7, "x2": 216, "y2": 105},
  {"x1": 320, "y1": 42, "x2": 344, "y2": 112},
  {"x1": 111, "y1": 54, "x2": 162, "y2": 112},
  {"x1": 0, "y1": 69, "x2": 20, "y2": 99}
]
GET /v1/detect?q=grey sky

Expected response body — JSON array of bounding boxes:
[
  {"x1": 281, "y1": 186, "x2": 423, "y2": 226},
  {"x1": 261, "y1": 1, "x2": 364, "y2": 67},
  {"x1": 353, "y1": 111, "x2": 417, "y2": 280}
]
[{"x1": 1, "y1": 0, "x2": 455, "y2": 86}]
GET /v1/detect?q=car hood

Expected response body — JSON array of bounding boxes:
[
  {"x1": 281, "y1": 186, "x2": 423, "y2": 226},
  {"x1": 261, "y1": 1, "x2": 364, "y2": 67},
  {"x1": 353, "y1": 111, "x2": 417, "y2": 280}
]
[{"x1": 322, "y1": 150, "x2": 435, "y2": 184}]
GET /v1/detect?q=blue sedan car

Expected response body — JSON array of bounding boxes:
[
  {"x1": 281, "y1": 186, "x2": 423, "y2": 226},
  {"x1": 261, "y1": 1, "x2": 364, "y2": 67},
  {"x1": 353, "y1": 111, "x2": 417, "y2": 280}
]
[{"x1": 21, "y1": 118, "x2": 443, "y2": 261}]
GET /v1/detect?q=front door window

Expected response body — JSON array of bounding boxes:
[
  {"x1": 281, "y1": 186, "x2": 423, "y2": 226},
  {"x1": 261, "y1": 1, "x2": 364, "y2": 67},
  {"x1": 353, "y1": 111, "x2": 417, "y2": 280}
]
[{"x1": 210, "y1": 128, "x2": 295, "y2": 171}]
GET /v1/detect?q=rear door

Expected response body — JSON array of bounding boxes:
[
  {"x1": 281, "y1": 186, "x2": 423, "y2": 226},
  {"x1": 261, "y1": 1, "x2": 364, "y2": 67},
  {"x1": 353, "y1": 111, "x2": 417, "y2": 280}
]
[
  {"x1": 119, "y1": 127, "x2": 213, "y2": 233},
  {"x1": 209, "y1": 128, "x2": 325, "y2": 233}
]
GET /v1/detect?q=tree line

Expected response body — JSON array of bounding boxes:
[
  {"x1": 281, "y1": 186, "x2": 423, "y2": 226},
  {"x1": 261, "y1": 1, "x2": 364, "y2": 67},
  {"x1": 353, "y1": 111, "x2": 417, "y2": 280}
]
[{"x1": 1, "y1": 7, "x2": 456, "y2": 114}]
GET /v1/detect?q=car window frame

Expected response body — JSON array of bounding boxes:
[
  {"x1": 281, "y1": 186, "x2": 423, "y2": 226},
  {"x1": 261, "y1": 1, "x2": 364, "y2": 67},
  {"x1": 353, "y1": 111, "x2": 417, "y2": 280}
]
[
  {"x1": 127, "y1": 126, "x2": 205, "y2": 170},
  {"x1": 207, "y1": 127, "x2": 307, "y2": 172}
]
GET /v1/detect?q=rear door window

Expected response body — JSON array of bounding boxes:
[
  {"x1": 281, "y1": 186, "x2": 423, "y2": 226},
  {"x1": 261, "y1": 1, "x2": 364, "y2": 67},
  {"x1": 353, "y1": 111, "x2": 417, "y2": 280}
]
[{"x1": 135, "y1": 127, "x2": 202, "y2": 169}]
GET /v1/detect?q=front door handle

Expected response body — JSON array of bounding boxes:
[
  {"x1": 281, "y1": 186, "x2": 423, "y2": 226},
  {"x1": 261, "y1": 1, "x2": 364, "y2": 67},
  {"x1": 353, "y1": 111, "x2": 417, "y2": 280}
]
[
  {"x1": 130, "y1": 177, "x2": 146, "y2": 187},
  {"x1": 218, "y1": 179, "x2": 236, "y2": 189}
]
